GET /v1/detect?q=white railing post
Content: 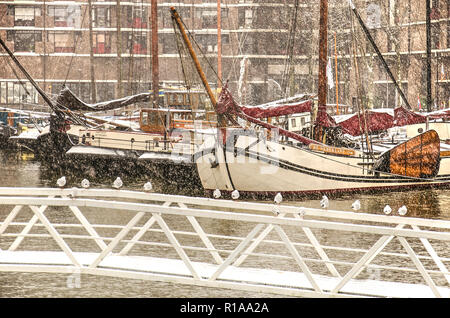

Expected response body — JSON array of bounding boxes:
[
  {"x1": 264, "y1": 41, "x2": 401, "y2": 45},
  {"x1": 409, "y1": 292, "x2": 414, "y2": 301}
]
[{"x1": 89, "y1": 212, "x2": 145, "y2": 268}]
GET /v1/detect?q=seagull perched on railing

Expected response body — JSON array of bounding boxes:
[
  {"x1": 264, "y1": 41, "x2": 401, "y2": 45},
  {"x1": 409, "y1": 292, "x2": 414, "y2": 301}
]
[
  {"x1": 352, "y1": 200, "x2": 361, "y2": 211},
  {"x1": 320, "y1": 195, "x2": 329, "y2": 209},
  {"x1": 113, "y1": 177, "x2": 123, "y2": 189},
  {"x1": 213, "y1": 189, "x2": 221, "y2": 199},
  {"x1": 398, "y1": 205, "x2": 407, "y2": 216},
  {"x1": 56, "y1": 176, "x2": 66, "y2": 188},
  {"x1": 383, "y1": 205, "x2": 392, "y2": 215},
  {"x1": 231, "y1": 190, "x2": 240, "y2": 200},
  {"x1": 81, "y1": 179, "x2": 90, "y2": 189},
  {"x1": 298, "y1": 208, "x2": 306, "y2": 218},
  {"x1": 274, "y1": 193, "x2": 283, "y2": 204},
  {"x1": 143, "y1": 182, "x2": 153, "y2": 192}
]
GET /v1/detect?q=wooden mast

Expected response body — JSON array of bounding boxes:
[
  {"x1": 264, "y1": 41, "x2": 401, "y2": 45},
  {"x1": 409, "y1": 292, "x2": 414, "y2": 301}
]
[
  {"x1": 313, "y1": 0, "x2": 328, "y2": 142},
  {"x1": 151, "y1": 0, "x2": 159, "y2": 107},
  {"x1": 116, "y1": 0, "x2": 123, "y2": 98},
  {"x1": 426, "y1": 0, "x2": 432, "y2": 112},
  {"x1": 87, "y1": 0, "x2": 97, "y2": 103},
  {"x1": 42, "y1": 0, "x2": 47, "y2": 97},
  {"x1": 217, "y1": 0, "x2": 222, "y2": 88},
  {"x1": 317, "y1": 0, "x2": 328, "y2": 113},
  {"x1": 170, "y1": 7, "x2": 226, "y2": 127}
]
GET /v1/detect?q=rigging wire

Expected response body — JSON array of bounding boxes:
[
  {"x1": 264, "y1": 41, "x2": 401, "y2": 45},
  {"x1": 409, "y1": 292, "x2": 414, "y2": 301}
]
[
  {"x1": 281, "y1": 0, "x2": 300, "y2": 99},
  {"x1": 63, "y1": 4, "x2": 88, "y2": 86}
]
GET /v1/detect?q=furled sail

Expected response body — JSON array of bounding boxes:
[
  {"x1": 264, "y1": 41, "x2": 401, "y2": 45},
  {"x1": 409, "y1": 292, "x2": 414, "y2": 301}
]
[
  {"x1": 239, "y1": 100, "x2": 312, "y2": 118},
  {"x1": 56, "y1": 87, "x2": 152, "y2": 112}
]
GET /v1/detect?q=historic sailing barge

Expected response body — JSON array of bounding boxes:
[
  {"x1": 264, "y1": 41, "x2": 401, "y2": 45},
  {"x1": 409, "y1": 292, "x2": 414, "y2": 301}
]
[{"x1": 169, "y1": 3, "x2": 450, "y2": 198}]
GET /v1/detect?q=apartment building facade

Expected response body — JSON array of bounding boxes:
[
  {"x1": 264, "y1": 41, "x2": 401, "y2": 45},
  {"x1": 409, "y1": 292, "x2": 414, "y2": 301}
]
[{"x1": 0, "y1": 0, "x2": 448, "y2": 112}]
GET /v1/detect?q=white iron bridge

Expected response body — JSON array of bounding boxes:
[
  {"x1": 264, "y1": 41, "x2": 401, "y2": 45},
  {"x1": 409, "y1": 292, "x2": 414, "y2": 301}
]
[{"x1": 0, "y1": 187, "x2": 450, "y2": 298}]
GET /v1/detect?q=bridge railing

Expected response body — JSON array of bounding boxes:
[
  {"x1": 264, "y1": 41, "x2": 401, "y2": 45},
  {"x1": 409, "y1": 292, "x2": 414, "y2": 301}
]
[{"x1": 0, "y1": 187, "x2": 450, "y2": 298}]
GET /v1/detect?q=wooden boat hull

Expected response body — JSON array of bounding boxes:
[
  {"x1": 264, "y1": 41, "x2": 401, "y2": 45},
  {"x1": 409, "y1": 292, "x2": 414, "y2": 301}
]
[{"x1": 194, "y1": 129, "x2": 450, "y2": 197}]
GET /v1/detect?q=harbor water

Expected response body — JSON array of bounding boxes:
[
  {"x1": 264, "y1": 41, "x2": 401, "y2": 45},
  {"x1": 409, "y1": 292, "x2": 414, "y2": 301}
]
[{"x1": 1, "y1": 149, "x2": 450, "y2": 298}]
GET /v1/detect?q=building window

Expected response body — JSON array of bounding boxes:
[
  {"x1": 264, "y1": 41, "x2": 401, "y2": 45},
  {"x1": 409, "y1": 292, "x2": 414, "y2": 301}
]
[
  {"x1": 201, "y1": 10, "x2": 217, "y2": 29},
  {"x1": 388, "y1": 0, "x2": 396, "y2": 26},
  {"x1": 53, "y1": 7, "x2": 69, "y2": 27},
  {"x1": 195, "y1": 34, "x2": 218, "y2": 53},
  {"x1": 51, "y1": 82, "x2": 92, "y2": 103},
  {"x1": 122, "y1": 32, "x2": 147, "y2": 54},
  {"x1": 92, "y1": 6, "x2": 111, "y2": 27},
  {"x1": 431, "y1": 25, "x2": 441, "y2": 49},
  {"x1": 431, "y1": 0, "x2": 440, "y2": 19},
  {"x1": 222, "y1": 34, "x2": 229, "y2": 45},
  {"x1": 14, "y1": 6, "x2": 40, "y2": 26},
  {"x1": 93, "y1": 32, "x2": 111, "y2": 54},
  {"x1": 48, "y1": 5, "x2": 81, "y2": 27},
  {"x1": 161, "y1": 34, "x2": 177, "y2": 54},
  {"x1": 0, "y1": 82, "x2": 38, "y2": 105},
  {"x1": 238, "y1": 8, "x2": 254, "y2": 28},
  {"x1": 9, "y1": 31, "x2": 41, "y2": 52},
  {"x1": 0, "y1": 82, "x2": 6, "y2": 104},
  {"x1": 122, "y1": 5, "x2": 148, "y2": 28},
  {"x1": 66, "y1": 82, "x2": 92, "y2": 103},
  {"x1": 48, "y1": 32, "x2": 75, "y2": 53},
  {"x1": 96, "y1": 82, "x2": 115, "y2": 102}
]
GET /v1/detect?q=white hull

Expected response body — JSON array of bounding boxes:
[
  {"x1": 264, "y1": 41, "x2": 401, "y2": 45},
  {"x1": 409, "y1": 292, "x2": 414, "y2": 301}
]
[{"x1": 195, "y1": 129, "x2": 450, "y2": 195}]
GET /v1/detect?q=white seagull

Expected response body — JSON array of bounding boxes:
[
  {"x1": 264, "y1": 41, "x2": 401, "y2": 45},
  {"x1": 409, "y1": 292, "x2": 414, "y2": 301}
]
[
  {"x1": 274, "y1": 193, "x2": 283, "y2": 204},
  {"x1": 398, "y1": 205, "x2": 408, "y2": 216},
  {"x1": 81, "y1": 179, "x2": 90, "y2": 189},
  {"x1": 113, "y1": 177, "x2": 123, "y2": 189},
  {"x1": 213, "y1": 189, "x2": 221, "y2": 199},
  {"x1": 56, "y1": 176, "x2": 66, "y2": 188},
  {"x1": 320, "y1": 195, "x2": 329, "y2": 209},
  {"x1": 143, "y1": 181, "x2": 153, "y2": 191},
  {"x1": 352, "y1": 200, "x2": 361, "y2": 211},
  {"x1": 231, "y1": 190, "x2": 240, "y2": 200},
  {"x1": 383, "y1": 205, "x2": 392, "y2": 215}
]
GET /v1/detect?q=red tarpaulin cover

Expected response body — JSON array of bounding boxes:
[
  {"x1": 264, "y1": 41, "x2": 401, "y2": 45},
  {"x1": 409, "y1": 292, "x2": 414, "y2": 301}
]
[
  {"x1": 393, "y1": 107, "x2": 427, "y2": 126},
  {"x1": 239, "y1": 100, "x2": 312, "y2": 118},
  {"x1": 338, "y1": 111, "x2": 394, "y2": 136},
  {"x1": 337, "y1": 107, "x2": 428, "y2": 136}
]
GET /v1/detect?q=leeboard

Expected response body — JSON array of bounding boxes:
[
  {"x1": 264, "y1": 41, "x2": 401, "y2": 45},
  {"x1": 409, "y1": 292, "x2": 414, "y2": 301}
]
[{"x1": 373, "y1": 130, "x2": 440, "y2": 178}]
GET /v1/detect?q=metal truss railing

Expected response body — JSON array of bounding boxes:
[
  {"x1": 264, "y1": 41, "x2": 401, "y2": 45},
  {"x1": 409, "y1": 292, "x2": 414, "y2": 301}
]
[{"x1": 0, "y1": 187, "x2": 450, "y2": 298}]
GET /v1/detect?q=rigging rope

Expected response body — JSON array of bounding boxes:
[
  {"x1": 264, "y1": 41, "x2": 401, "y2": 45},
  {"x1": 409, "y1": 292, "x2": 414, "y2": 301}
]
[{"x1": 63, "y1": 4, "x2": 88, "y2": 85}]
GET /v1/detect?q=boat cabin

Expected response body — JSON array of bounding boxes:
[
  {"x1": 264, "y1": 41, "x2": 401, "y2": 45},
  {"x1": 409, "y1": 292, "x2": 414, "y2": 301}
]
[
  {"x1": 160, "y1": 88, "x2": 213, "y2": 111},
  {"x1": 139, "y1": 108, "x2": 217, "y2": 134},
  {"x1": 287, "y1": 112, "x2": 311, "y2": 133}
]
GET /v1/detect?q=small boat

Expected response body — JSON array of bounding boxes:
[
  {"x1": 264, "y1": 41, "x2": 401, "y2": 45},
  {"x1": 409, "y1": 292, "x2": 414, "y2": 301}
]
[
  {"x1": 64, "y1": 88, "x2": 217, "y2": 189},
  {"x1": 0, "y1": 108, "x2": 49, "y2": 151}
]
